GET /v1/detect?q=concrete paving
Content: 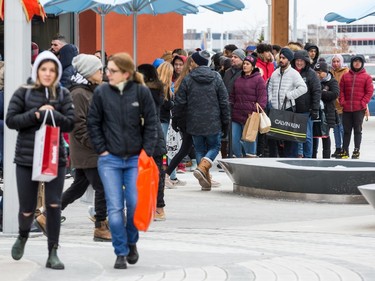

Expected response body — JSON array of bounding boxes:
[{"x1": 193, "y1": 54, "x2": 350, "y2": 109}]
[{"x1": 1, "y1": 118, "x2": 375, "y2": 280}]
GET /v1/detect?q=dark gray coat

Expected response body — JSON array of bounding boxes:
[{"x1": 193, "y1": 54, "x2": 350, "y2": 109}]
[{"x1": 174, "y1": 66, "x2": 230, "y2": 136}]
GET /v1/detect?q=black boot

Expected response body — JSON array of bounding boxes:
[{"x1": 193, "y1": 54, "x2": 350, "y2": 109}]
[
  {"x1": 127, "y1": 244, "x2": 139, "y2": 265},
  {"x1": 114, "y1": 255, "x2": 127, "y2": 269},
  {"x1": 331, "y1": 148, "x2": 341, "y2": 158},
  {"x1": 11, "y1": 235, "x2": 28, "y2": 260},
  {"x1": 46, "y1": 244, "x2": 65, "y2": 270}
]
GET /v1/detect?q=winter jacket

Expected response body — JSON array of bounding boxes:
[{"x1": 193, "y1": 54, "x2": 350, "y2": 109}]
[
  {"x1": 330, "y1": 67, "x2": 349, "y2": 114},
  {"x1": 230, "y1": 69, "x2": 267, "y2": 124},
  {"x1": 256, "y1": 59, "x2": 274, "y2": 82},
  {"x1": 6, "y1": 85, "x2": 74, "y2": 167},
  {"x1": 339, "y1": 68, "x2": 374, "y2": 112},
  {"x1": 267, "y1": 64, "x2": 307, "y2": 110},
  {"x1": 159, "y1": 94, "x2": 174, "y2": 124},
  {"x1": 149, "y1": 86, "x2": 167, "y2": 157},
  {"x1": 68, "y1": 81, "x2": 99, "y2": 169},
  {"x1": 320, "y1": 73, "x2": 340, "y2": 128},
  {"x1": 174, "y1": 66, "x2": 230, "y2": 136},
  {"x1": 59, "y1": 44, "x2": 78, "y2": 88},
  {"x1": 223, "y1": 66, "x2": 242, "y2": 95},
  {"x1": 88, "y1": 81, "x2": 158, "y2": 157},
  {"x1": 292, "y1": 51, "x2": 322, "y2": 114}
]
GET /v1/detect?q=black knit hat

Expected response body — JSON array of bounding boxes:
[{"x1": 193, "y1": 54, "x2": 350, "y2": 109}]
[
  {"x1": 244, "y1": 55, "x2": 257, "y2": 67},
  {"x1": 280, "y1": 48, "x2": 294, "y2": 61},
  {"x1": 314, "y1": 62, "x2": 329, "y2": 73},
  {"x1": 192, "y1": 50, "x2": 210, "y2": 66}
]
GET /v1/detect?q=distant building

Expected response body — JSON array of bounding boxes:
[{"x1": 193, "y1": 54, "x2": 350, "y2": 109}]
[{"x1": 307, "y1": 23, "x2": 375, "y2": 56}]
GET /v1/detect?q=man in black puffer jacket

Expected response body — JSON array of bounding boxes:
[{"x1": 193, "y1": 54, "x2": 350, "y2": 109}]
[
  {"x1": 291, "y1": 50, "x2": 322, "y2": 158},
  {"x1": 174, "y1": 50, "x2": 230, "y2": 191}
]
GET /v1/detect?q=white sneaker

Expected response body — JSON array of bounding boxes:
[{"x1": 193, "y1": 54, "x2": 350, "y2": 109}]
[{"x1": 165, "y1": 175, "x2": 187, "y2": 189}]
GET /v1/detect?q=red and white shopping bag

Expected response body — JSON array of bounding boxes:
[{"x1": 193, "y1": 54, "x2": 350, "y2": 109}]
[{"x1": 32, "y1": 109, "x2": 60, "y2": 182}]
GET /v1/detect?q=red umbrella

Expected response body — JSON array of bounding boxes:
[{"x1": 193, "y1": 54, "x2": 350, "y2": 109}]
[{"x1": 0, "y1": 0, "x2": 46, "y2": 21}]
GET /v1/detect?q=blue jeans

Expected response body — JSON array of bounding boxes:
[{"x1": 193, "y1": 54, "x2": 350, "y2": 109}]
[
  {"x1": 161, "y1": 121, "x2": 177, "y2": 179},
  {"x1": 192, "y1": 133, "x2": 221, "y2": 164},
  {"x1": 287, "y1": 114, "x2": 313, "y2": 158},
  {"x1": 231, "y1": 121, "x2": 257, "y2": 157},
  {"x1": 98, "y1": 153, "x2": 139, "y2": 256},
  {"x1": 333, "y1": 113, "x2": 343, "y2": 149}
]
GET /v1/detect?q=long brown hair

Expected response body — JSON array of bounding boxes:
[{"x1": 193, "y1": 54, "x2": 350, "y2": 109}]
[
  {"x1": 108, "y1": 52, "x2": 145, "y2": 85},
  {"x1": 174, "y1": 56, "x2": 193, "y2": 93}
]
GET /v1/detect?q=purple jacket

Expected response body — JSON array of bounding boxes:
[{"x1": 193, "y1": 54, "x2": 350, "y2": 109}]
[{"x1": 229, "y1": 69, "x2": 267, "y2": 124}]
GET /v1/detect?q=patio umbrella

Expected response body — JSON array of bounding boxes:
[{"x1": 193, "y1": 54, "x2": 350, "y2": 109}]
[
  {"x1": 41, "y1": 0, "x2": 245, "y2": 65},
  {"x1": 324, "y1": 2, "x2": 375, "y2": 23}
]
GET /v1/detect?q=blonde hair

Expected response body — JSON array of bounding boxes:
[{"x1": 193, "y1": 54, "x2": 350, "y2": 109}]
[
  {"x1": 108, "y1": 52, "x2": 145, "y2": 85},
  {"x1": 157, "y1": 62, "x2": 173, "y2": 99},
  {"x1": 161, "y1": 51, "x2": 173, "y2": 63},
  {"x1": 174, "y1": 56, "x2": 193, "y2": 93}
]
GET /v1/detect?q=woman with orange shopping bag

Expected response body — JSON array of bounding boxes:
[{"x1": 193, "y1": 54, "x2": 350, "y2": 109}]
[
  {"x1": 6, "y1": 51, "x2": 74, "y2": 269},
  {"x1": 88, "y1": 53, "x2": 157, "y2": 269}
]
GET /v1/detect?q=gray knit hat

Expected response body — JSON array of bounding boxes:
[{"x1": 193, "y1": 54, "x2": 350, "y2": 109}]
[
  {"x1": 72, "y1": 54, "x2": 103, "y2": 79},
  {"x1": 232, "y1": 49, "x2": 246, "y2": 61}
]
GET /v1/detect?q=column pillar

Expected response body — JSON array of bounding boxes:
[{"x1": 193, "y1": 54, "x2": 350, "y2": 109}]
[
  {"x1": 3, "y1": 0, "x2": 31, "y2": 234},
  {"x1": 271, "y1": 0, "x2": 289, "y2": 46}
]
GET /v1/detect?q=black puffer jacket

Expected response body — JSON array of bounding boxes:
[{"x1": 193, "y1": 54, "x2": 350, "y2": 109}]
[
  {"x1": 320, "y1": 73, "x2": 339, "y2": 127},
  {"x1": 59, "y1": 44, "x2": 78, "y2": 88},
  {"x1": 149, "y1": 87, "x2": 167, "y2": 157},
  {"x1": 88, "y1": 81, "x2": 157, "y2": 157},
  {"x1": 6, "y1": 85, "x2": 75, "y2": 167},
  {"x1": 174, "y1": 66, "x2": 230, "y2": 136},
  {"x1": 292, "y1": 50, "x2": 322, "y2": 114}
]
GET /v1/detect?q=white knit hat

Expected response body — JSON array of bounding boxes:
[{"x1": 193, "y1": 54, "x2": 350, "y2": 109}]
[
  {"x1": 31, "y1": 50, "x2": 62, "y2": 83},
  {"x1": 72, "y1": 54, "x2": 103, "y2": 79}
]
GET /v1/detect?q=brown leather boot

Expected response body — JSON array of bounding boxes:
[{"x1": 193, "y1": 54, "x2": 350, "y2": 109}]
[
  {"x1": 193, "y1": 157, "x2": 212, "y2": 191},
  {"x1": 94, "y1": 220, "x2": 112, "y2": 242}
]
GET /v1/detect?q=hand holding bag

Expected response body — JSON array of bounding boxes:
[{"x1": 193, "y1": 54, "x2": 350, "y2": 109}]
[
  {"x1": 242, "y1": 105, "x2": 260, "y2": 143},
  {"x1": 267, "y1": 98, "x2": 308, "y2": 142},
  {"x1": 32, "y1": 109, "x2": 60, "y2": 182},
  {"x1": 134, "y1": 149, "x2": 159, "y2": 231},
  {"x1": 257, "y1": 103, "x2": 271, "y2": 134}
]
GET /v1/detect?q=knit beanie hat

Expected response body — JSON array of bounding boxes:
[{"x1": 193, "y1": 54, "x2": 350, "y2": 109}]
[
  {"x1": 314, "y1": 62, "x2": 329, "y2": 73},
  {"x1": 232, "y1": 48, "x2": 246, "y2": 61},
  {"x1": 152, "y1": 58, "x2": 164, "y2": 69},
  {"x1": 280, "y1": 48, "x2": 294, "y2": 61},
  {"x1": 244, "y1": 55, "x2": 257, "y2": 67},
  {"x1": 192, "y1": 50, "x2": 211, "y2": 66},
  {"x1": 72, "y1": 54, "x2": 103, "y2": 79}
]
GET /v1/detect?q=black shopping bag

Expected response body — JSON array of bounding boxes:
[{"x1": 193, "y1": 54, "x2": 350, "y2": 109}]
[
  {"x1": 313, "y1": 109, "x2": 329, "y2": 138},
  {"x1": 267, "y1": 108, "x2": 308, "y2": 142}
]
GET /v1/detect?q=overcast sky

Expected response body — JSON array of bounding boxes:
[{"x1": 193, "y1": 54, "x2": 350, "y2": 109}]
[{"x1": 183, "y1": 0, "x2": 375, "y2": 33}]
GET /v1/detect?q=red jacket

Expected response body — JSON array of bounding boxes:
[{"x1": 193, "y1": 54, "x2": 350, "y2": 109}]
[
  {"x1": 339, "y1": 68, "x2": 373, "y2": 112},
  {"x1": 256, "y1": 59, "x2": 274, "y2": 82}
]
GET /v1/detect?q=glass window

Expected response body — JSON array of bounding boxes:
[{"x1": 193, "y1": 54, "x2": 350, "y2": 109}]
[
  {"x1": 352, "y1": 40, "x2": 357, "y2": 46},
  {"x1": 358, "y1": 40, "x2": 363, "y2": 46},
  {"x1": 369, "y1": 26, "x2": 374, "y2": 32},
  {"x1": 369, "y1": 40, "x2": 374, "y2": 46},
  {"x1": 346, "y1": 26, "x2": 351, "y2": 32},
  {"x1": 352, "y1": 26, "x2": 357, "y2": 32},
  {"x1": 363, "y1": 40, "x2": 368, "y2": 46},
  {"x1": 363, "y1": 25, "x2": 368, "y2": 32},
  {"x1": 358, "y1": 25, "x2": 363, "y2": 32}
]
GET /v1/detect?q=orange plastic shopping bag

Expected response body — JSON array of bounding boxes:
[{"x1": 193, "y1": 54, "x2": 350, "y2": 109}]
[{"x1": 134, "y1": 149, "x2": 159, "y2": 231}]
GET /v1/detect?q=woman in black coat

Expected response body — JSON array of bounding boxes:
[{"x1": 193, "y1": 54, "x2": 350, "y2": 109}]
[
  {"x1": 312, "y1": 62, "x2": 339, "y2": 158},
  {"x1": 6, "y1": 51, "x2": 74, "y2": 269}
]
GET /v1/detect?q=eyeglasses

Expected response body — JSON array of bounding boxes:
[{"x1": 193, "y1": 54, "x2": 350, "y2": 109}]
[{"x1": 105, "y1": 68, "x2": 121, "y2": 75}]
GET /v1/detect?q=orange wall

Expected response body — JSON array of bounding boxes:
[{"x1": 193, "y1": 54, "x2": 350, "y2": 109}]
[{"x1": 79, "y1": 11, "x2": 183, "y2": 65}]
